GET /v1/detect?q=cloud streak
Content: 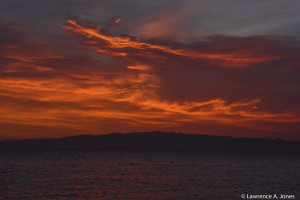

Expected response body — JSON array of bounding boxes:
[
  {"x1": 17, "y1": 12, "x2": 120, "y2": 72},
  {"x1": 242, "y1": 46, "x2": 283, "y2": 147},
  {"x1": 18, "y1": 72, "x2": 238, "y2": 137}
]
[
  {"x1": 1, "y1": 16, "x2": 300, "y2": 141},
  {"x1": 63, "y1": 19, "x2": 287, "y2": 68}
]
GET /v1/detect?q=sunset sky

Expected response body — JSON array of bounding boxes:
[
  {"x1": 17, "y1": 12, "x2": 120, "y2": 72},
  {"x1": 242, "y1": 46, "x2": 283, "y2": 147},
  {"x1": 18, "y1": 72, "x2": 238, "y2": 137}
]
[{"x1": 1, "y1": 0, "x2": 300, "y2": 140}]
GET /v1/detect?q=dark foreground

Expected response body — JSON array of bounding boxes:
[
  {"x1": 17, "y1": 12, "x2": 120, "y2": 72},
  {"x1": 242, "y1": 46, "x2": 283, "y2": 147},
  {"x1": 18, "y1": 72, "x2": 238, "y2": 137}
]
[
  {"x1": 0, "y1": 151, "x2": 299, "y2": 200},
  {"x1": 1, "y1": 132, "x2": 300, "y2": 153}
]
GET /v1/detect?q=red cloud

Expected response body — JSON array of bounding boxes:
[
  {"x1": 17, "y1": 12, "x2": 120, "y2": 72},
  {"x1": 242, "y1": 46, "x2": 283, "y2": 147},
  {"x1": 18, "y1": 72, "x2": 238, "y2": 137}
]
[
  {"x1": 62, "y1": 19, "x2": 286, "y2": 68},
  {"x1": 0, "y1": 21, "x2": 300, "y2": 141}
]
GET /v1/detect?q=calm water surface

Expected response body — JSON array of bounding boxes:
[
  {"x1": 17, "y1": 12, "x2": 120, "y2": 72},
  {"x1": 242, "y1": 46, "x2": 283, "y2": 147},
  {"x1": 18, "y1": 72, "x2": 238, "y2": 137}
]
[{"x1": 0, "y1": 151, "x2": 299, "y2": 200}]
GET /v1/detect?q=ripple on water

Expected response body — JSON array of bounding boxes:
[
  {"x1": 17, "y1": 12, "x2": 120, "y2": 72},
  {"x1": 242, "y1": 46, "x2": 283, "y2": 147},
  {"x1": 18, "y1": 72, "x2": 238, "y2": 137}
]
[{"x1": 0, "y1": 151, "x2": 299, "y2": 200}]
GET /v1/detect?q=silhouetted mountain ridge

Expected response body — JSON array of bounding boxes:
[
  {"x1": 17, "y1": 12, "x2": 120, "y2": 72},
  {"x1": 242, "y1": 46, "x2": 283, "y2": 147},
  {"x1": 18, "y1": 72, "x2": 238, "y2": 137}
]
[{"x1": 1, "y1": 132, "x2": 299, "y2": 153}]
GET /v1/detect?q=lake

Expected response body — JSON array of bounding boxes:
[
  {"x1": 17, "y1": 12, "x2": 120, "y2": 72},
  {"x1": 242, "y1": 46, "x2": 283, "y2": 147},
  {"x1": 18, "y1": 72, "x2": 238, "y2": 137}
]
[{"x1": 1, "y1": 151, "x2": 299, "y2": 199}]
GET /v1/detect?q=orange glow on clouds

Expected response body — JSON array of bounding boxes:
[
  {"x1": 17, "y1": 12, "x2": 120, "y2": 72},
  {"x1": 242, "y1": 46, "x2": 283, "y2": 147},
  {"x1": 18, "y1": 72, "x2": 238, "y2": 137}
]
[
  {"x1": 127, "y1": 64, "x2": 151, "y2": 71},
  {"x1": 0, "y1": 19, "x2": 299, "y2": 141},
  {"x1": 62, "y1": 19, "x2": 282, "y2": 68}
]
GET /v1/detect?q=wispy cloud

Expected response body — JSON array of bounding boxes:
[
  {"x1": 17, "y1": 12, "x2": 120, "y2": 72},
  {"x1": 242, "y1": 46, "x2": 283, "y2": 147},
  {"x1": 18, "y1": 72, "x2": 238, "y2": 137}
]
[
  {"x1": 62, "y1": 19, "x2": 292, "y2": 68},
  {"x1": 1, "y1": 19, "x2": 300, "y2": 140}
]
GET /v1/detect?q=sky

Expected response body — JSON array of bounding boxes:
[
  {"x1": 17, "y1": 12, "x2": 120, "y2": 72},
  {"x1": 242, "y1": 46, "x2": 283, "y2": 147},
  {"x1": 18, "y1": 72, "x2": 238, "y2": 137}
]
[{"x1": 1, "y1": 0, "x2": 300, "y2": 141}]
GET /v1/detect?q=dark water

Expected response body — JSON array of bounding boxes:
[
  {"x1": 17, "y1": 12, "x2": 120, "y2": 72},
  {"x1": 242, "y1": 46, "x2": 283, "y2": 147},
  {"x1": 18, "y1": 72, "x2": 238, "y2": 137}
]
[{"x1": 0, "y1": 151, "x2": 299, "y2": 200}]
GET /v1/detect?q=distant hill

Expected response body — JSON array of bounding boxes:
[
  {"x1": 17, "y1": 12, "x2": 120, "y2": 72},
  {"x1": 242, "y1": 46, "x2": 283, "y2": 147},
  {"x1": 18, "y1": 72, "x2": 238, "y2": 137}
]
[{"x1": 0, "y1": 132, "x2": 299, "y2": 153}]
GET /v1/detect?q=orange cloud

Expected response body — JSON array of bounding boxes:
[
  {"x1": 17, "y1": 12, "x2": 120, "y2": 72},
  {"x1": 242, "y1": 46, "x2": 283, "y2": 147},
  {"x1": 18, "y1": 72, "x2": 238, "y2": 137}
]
[
  {"x1": 127, "y1": 64, "x2": 151, "y2": 71},
  {"x1": 113, "y1": 18, "x2": 121, "y2": 24},
  {"x1": 62, "y1": 19, "x2": 282, "y2": 68},
  {"x1": 1, "y1": 66, "x2": 299, "y2": 140},
  {"x1": 1, "y1": 21, "x2": 299, "y2": 141}
]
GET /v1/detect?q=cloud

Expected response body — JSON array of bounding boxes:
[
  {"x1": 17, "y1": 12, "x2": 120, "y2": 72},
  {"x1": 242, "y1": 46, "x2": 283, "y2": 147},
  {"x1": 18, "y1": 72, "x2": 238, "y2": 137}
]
[
  {"x1": 111, "y1": 17, "x2": 121, "y2": 24},
  {"x1": 1, "y1": 18, "x2": 300, "y2": 140},
  {"x1": 62, "y1": 19, "x2": 295, "y2": 69},
  {"x1": 127, "y1": 64, "x2": 151, "y2": 71},
  {"x1": 128, "y1": 11, "x2": 198, "y2": 41}
]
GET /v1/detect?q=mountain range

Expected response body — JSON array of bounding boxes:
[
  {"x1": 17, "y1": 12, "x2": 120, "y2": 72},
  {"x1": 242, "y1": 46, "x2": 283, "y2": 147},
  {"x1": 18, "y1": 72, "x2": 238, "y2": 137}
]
[{"x1": 1, "y1": 132, "x2": 299, "y2": 153}]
